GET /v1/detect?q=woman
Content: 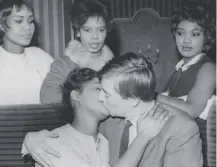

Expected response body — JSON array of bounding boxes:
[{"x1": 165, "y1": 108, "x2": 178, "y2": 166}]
[
  {"x1": 40, "y1": 0, "x2": 114, "y2": 104},
  {"x1": 0, "y1": 0, "x2": 53, "y2": 105},
  {"x1": 157, "y1": 1, "x2": 216, "y2": 119},
  {"x1": 22, "y1": 67, "x2": 170, "y2": 167}
]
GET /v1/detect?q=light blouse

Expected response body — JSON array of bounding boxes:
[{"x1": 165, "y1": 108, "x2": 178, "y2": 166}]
[
  {"x1": 0, "y1": 46, "x2": 53, "y2": 105},
  {"x1": 22, "y1": 124, "x2": 110, "y2": 167}
]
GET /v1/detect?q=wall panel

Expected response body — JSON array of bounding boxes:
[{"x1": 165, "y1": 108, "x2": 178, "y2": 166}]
[
  {"x1": 32, "y1": 0, "x2": 65, "y2": 58},
  {"x1": 108, "y1": 0, "x2": 215, "y2": 18}
]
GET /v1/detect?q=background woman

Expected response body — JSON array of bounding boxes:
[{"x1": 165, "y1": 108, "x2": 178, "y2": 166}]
[
  {"x1": 157, "y1": 1, "x2": 216, "y2": 119},
  {"x1": 40, "y1": 0, "x2": 114, "y2": 104},
  {"x1": 0, "y1": 0, "x2": 53, "y2": 105}
]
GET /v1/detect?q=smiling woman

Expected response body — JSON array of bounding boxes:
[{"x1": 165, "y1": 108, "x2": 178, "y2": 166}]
[{"x1": 0, "y1": 0, "x2": 53, "y2": 105}]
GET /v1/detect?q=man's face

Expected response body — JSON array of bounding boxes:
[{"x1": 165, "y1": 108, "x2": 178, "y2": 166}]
[
  {"x1": 98, "y1": 76, "x2": 134, "y2": 118},
  {"x1": 78, "y1": 78, "x2": 109, "y2": 119}
]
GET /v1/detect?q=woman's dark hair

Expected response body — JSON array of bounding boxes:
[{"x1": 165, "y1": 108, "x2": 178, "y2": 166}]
[
  {"x1": 70, "y1": 0, "x2": 112, "y2": 39},
  {"x1": 60, "y1": 68, "x2": 98, "y2": 122},
  {"x1": 0, "y1": 0, "x2": 34, "y2": 29},
  {"x1": 170, "y1": 1, "x2": 216, "y2": 52},
  {"x1": 0, "y1": 0, "x2": 35, "y2": 44},
  {"x1": 61, "y1": 67, "x2": 98, "y2": 105}
]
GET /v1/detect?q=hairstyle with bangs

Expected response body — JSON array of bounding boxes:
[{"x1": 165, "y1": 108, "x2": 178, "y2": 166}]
[
  {"x1": 70, "y1": 0, "x2": 112, "y2": 39},
  {"x1": 0, "y1": 0, "x2": 34, "y2": 30},
  {"x1": 170, "y1": 1, "x2": 216, "y2": 52},
  {"x1": 99, "y1": 52, "x2": 156, "y2": 101}
]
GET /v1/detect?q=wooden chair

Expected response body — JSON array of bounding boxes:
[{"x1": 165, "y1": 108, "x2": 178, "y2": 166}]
[
  {"x1": 109, "y1": 8, "x2": 179, "y2": 92},
  {"x1": 0, "y1": 104, "x2": 67, "y2": 167}
]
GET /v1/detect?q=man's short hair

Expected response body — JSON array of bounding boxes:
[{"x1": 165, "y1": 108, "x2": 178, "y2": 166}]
[{"x1": 99, "y1": 52, "x2": 156, "y2": 101}]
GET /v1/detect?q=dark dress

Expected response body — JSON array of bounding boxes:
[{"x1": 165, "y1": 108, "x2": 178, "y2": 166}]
[{"x1": 165, "y1": 55, "x2": 212, "y2": 97}]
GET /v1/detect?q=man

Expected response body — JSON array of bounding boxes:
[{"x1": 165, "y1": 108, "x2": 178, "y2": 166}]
[{"x1": 22, "y1": 52, "x2": 202, "y2": 167}]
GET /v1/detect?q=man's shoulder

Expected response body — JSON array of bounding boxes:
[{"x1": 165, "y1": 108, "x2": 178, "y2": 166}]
[{"x1": 161, "y1": 105, "x2": 199, "y2": 136}]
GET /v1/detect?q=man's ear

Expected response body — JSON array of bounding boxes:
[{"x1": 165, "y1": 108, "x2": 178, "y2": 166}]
[
  {"x1": 70, "y1": 90, "x2": 80, "y2": 101},
  {"x1": 131, "y1": 98, "x2": 140, "y2": 107}
]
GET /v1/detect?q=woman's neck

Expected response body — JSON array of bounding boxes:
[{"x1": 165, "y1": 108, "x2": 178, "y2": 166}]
[
  {"x1": 3, "y1": 38, "x2": 25, "y2": 54},
  {"x1": 89, "y1": 50, "x2": 102, "y2": 58},
  {"x1": 72, "y1": 111, "x2": 100, "y2": 138},
  {"x1": 182, "y1": 52, "x2": 203, "y2": 64}
]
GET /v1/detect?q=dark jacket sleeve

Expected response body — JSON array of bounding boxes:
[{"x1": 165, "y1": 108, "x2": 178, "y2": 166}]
[{"x1": 40, "y1": 56, "x2": 78, "y2": 104}]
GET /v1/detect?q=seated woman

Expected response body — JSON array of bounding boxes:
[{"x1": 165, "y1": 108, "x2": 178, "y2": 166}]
[
  {"x1": 22, "y1": 68, "x2": 170, "y2": 167},
  {"x1": 157, "y1": 1, "x2": 216, "y2": 119},
  {"x1": 0, "y1": 0, "x2": 53, "y2": 105},
  {"x1": 40, "y1": 0, "x2": 114, "y2": 104}
]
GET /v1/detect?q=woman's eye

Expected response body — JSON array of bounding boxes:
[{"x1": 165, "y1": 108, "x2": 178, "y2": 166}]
[
  {"x1": 29, "y1": 19, "x2": 34, "y2": 24},
  {"x1": 15, "y1": 20, "x2": 22, "y2": 24},
  {"x1": 192, "y1": 32, "x2": 200, "y2": 37},
  {"x1": 176, "y1": 31, "x2": 183, "y2": 36},
  {"x1": 83, "y1": 28, "x2": 89, "y2": 32},
  {"x1": 99, "y1": 28, "x2": 106, "y2": 32}
]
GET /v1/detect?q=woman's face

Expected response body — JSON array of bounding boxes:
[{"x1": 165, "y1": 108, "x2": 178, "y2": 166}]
[
  {"x1": 175, "y1": 20, "x2": 205, "y2": 58},
  {"x1": 78, "y1": 78, "x2": 109, "y2": 120},
  {"x1": 3, "y1": 6, "x2": 35, "y2": 47},
  {"x1": 78, "y1": 16, "x2": 107, "y2": 53}
]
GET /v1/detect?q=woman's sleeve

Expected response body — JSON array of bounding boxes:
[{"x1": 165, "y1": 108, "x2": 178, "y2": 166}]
[{"x1": 40, "y1": 57, "x2": 78, "y2": 104}]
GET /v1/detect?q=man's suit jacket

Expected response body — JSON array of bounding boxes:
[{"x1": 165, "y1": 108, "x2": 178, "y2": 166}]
[{"x1": 99, "y1": 105, "x2": 203, "y2": 167}]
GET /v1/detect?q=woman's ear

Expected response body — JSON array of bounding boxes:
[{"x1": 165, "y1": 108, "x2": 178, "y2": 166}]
[{"x1": 70, "y1": 90, "x2": 80, "y2": 101}]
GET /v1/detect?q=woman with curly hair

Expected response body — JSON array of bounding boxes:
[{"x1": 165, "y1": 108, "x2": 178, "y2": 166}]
[{"x1": 157, "y1": 1, "x2": 216, "y2": 119}]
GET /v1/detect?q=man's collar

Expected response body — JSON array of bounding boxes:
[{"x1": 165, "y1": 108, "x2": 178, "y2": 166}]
[{"x1": 125, "y1": 101, "x2": 155, "y2": 127}]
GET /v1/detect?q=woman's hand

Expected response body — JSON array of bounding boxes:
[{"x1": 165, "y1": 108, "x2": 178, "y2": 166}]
[
  {"x1": 23, "y1": 130, "x2": 61, "y2": 167},
  {"x1": 137, "y1": 103, "x2": 170, "y2": 139}
]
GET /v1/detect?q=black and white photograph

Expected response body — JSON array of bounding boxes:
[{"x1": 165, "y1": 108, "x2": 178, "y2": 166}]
[{"x1": 0, "y1": 0, "x2": 216, "y2": 167}]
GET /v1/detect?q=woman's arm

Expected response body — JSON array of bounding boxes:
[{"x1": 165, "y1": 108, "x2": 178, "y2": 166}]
[
  {"x1": 40, "y1": 56, "x2": 78, "y2": 104},
  {"x1": 158, "y1": 62, "x2": 216, "y2": 118}
]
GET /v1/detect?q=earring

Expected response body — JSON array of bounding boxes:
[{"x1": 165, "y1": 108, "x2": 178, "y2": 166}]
[{"x1": 0, "y1": 25, "x2": 5, "y2": 32}]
